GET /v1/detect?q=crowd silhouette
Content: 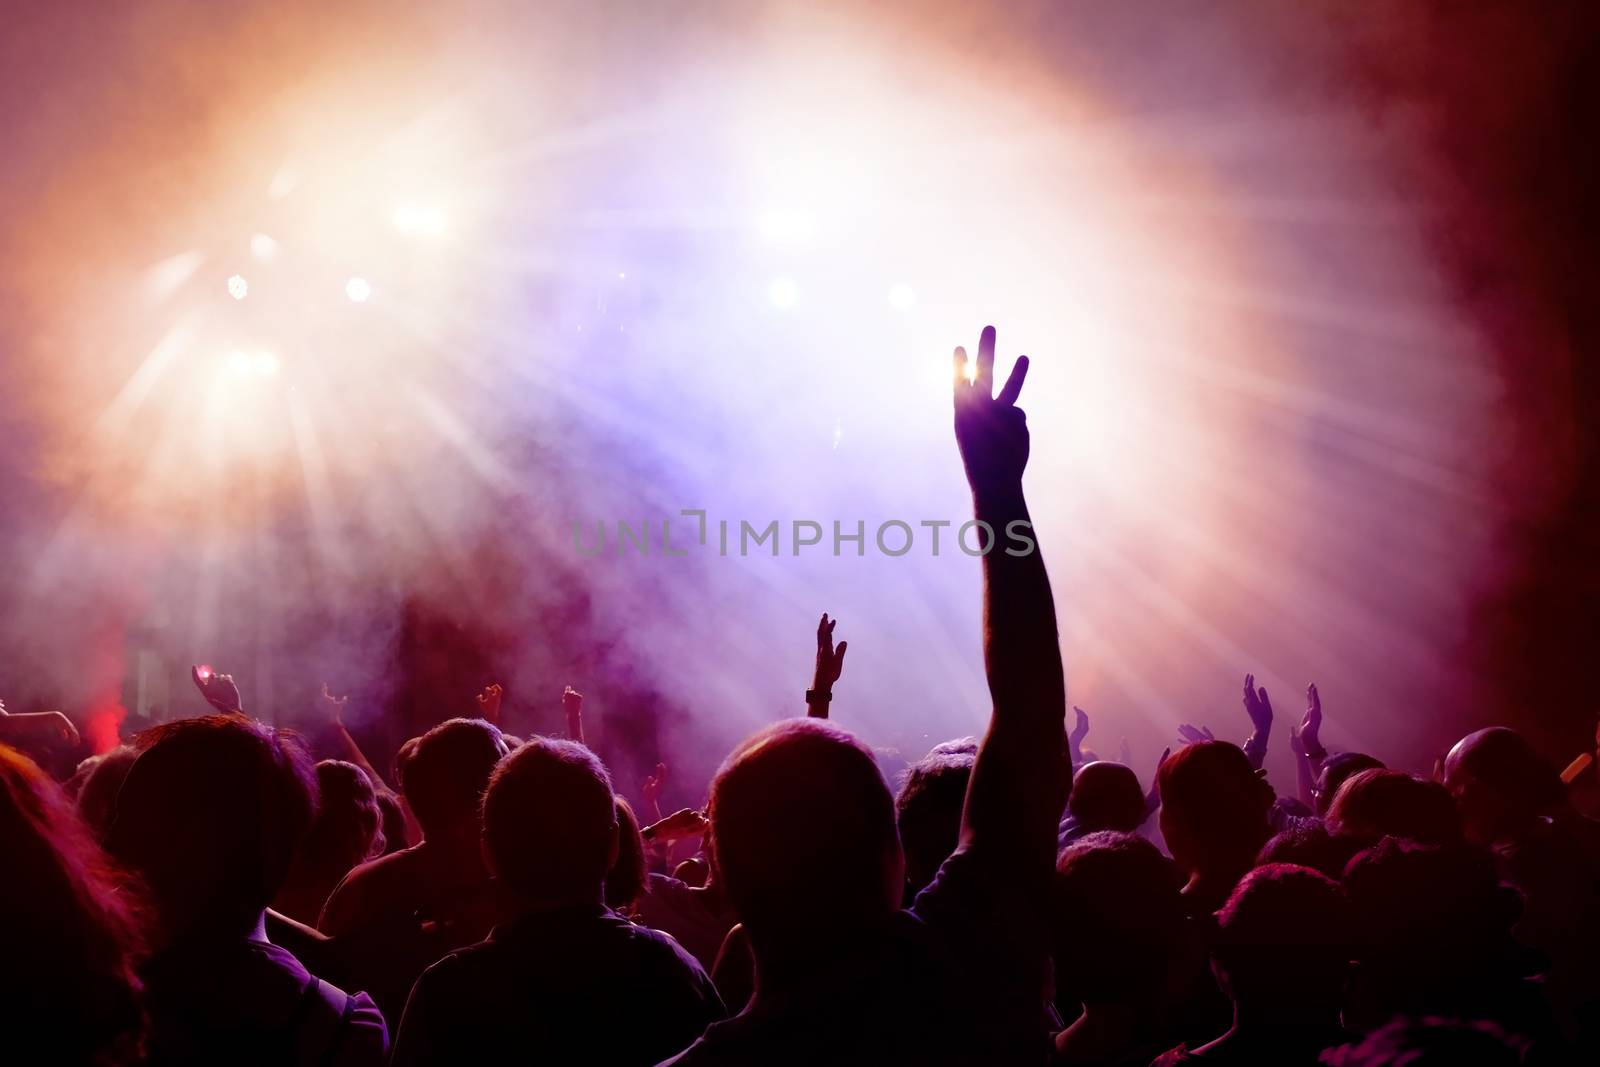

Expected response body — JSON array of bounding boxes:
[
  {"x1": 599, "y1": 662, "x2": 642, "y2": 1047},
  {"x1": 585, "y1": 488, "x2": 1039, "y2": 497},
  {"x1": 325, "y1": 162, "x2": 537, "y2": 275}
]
[{"x1": 2, "y1": 327, "x2": 1598, "y2": 1065}]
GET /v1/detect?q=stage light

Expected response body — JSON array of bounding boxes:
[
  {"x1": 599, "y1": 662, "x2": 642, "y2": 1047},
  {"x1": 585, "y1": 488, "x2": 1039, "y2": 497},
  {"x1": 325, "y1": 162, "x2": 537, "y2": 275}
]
[
  {"x1": 345, "y1": 276, "x2": 372, "y2": 303},
  {"x1": 227, "y1": 349, "x2": 252, "y2": 375},
  {"x1": 767, "y1": 277, "x2": 800, "y2": 309},
  {"x1": 888, "y1": 282, "x2": 917, "y2": 310},
  {"x1": 226, "y1": 274, "x2": 249, "y2": 300},
  {"x1": 253, "y1": 351, "x2": 280, "y2": 377},
  {"x1": 393, "y1": 202, "x2": 447, "y2": 236},
  {"x1": 757, "y1": 208, "x2": 815, "y2": 244},
  {"x1": 250, "y1": 233, "x2": 279, "y2": 260}
]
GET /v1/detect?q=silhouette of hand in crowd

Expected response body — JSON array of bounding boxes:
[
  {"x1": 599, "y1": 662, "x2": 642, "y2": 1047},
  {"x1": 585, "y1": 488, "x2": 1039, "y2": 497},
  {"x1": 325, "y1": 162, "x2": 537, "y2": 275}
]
[
  {"x1": 954, "y1": 325, "x2": 1031, "y2": 493},
  {"x1": 1242, "y1": 673, "x2": 1273, "y2": 733},
  {"x1": 813, "y1": 614, "x2": 848, "y2": 690},
  {"x1": 642, "y1": 762, "x2": 668, "y2": 821},
  {"x1": 320, "y1": 683, "x2": 350, "y2": 724},
  {"x1": 1300, "y1": 683, "x2": 1323, "y2": 752},
  {"x1": 644, "y1": 808, "x2": 709, "y2": 844},
  {"x1": 1176, "y1": 723, "x2": 1215, "y2": 745},
  {"x1": 0, "y1": 703, "x2": 80, "y2": 751},
  {"x1": 476, "y1": 683, "x2": 504, "y2": 725},
  {"x1": 191, "y1": 665, "x2": 242, "y2": 713}
]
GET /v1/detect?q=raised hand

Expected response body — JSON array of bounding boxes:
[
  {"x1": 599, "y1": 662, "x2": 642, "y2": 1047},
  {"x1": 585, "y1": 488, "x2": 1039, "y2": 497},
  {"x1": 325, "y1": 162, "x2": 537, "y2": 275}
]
[
  {"x1": 192, "y1": 665, "x2": 242, "y2": 714},
  {"x1": 1070, "y1": 707, "x2": 1091, "y2": 748},
  {"x1": 1177, "y1": 723, "x2": 1216, "y2": 745},
  {"x1": 807, "y1": 614, "x2": 847, "y2": 718},
  {"x1": 1300, "y1": 683, "x2": 1324, "y2": 756},
  {"x1": 642, "y1": 808, "x2": 709, "y2": 845},
  {"x1": 561, "y1": 685, "x2": 585, "y2": 744},
  {"x1": 0, "y1": 709, "x2": 81, "y2": 752},
  {"x1": 642, "y1": 762, "x2": 668, "y2": 822},
  {"x1": 1242, "y1": 674, "x2": 1273, "y2": 733},
  {"x1": 1242, "y1": 673, "x2": 1273, "y2": 770},
  {"x1": 954, "y1": 325, "x2": 1031, "y2": 495},
  {"x1": 320, "y1": 683, "x2": 350, "y2": 724},
  {"x1": 476, "y1": 682, "x2": 504, "y2": 725},
  {"x1": 813, "y1": 614, "x2": 848, "y2": 690}
]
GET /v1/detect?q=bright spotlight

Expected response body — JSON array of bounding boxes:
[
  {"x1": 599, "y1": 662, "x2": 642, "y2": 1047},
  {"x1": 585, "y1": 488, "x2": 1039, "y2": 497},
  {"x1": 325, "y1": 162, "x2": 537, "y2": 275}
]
[
  {"x1": 250, "y1": 234, "x2": 279, "y2": 260},
  {"x1": 227, "y1": 350, "x2": 252, "y2": 375},
  {"x1": 252, "y1": 351, "x2": 279, "y2": 377},
  {"x1": 345, "y1": 276, "x2": 372, "y2": 303},
  {"x1": 392, "y1": 202, "x2": 447, "y2": 236},
  {"x1": 226, "y1": 274, "x2": 249, "y2": 300},
  {"x1": 767, "y1": 277, "x2": 800, "y2": 309},
  {"x1": 757, "y1": 208, "x2": 815, "y2": 244},
  {"x1": 888, "y1": 283, "x2": 917, "y2": 310}
]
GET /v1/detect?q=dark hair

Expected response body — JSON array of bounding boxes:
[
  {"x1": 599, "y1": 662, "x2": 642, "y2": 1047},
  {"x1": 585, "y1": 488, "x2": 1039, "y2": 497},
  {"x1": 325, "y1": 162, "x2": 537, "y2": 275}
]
[
  {"x1": 896, "y1": 746, "x2": 974, "y2": 897},
  {"x1": 373, "y1": 788, "x2": 408, "y2": 855},
  {"x1": 108, "y1": 714, "x2": 317, "y2": 941},
  {"x1": 1157, "y1": 741, "x2": 1273, "y2": 872},
  {"x1": 1213, "y1": 863, "x2": 1353, "y2": 1007},
  {"x1": 1326, "y1": 769, "x2": 1461, "y2": 847},
  {"x1": 1258, "y1": 822, "x2": 1364, "y2": 880},
  {"x1": 291, "y1": 761, "x2": 383, "y2": 888},
  {"x1": 0, "y1": 744, "x2": 147, "y2": 1065},
  {"x1": 1322, "y1": 1016, "x2": 1527, "y2": 1066},
  {"x1": 710, "y1": 719, "x2": 898, "y2": 939},
  {"x1": 607, "y1": 796, "x2": 647, "y2": 912},
  {"x1": 1053, "y1": 831, "x2": 1183, "y2": 1002},
  {"x1": 482, "y1": 737, "x2": 616, "y2": 903},
  {"x1": 1316, "y1": 752, "x2": 1384, "y2": 816},
  {"x1": 74, "y1": 745, "x2": 140, "y2": 843},
  {"x1": 399, "y1": 718, "x2": 507, "y2": 838},
  {"x1": 1068, "y1": 761, "x2": 1146, "y2": 835}
]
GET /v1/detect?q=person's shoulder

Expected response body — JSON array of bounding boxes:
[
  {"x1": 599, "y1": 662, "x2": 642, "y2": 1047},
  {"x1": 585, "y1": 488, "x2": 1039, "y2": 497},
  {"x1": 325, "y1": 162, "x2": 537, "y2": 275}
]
[
  {"x1": 1149, "y1": 1045, "x2": 1195, "y2": 1066},
  {"x1": 344, "y1": 843, "x2": 427, "y2": 885},
  {"x1": 616, "y1": 914, "x2": 709, "y2": 968}
]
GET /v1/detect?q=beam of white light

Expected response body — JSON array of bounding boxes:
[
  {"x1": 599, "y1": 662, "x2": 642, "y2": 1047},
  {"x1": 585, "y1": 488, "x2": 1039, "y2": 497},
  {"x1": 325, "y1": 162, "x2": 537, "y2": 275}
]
[
  {"x1": 767, "y1": 277, "x2": 800, "y2": 309},
  {"x1": 226, "y1": 274, "x2": 248, "y2": 299},
  {"x1": 345, "y1": 276, "x2": 372, "y2": 302}
]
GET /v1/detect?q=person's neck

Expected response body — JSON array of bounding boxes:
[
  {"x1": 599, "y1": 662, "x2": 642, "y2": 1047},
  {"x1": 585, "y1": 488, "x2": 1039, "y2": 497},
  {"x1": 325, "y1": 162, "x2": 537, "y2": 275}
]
[
  {"x1": 1229, "y1": 1000, "x2": 1342, "y2": 1038},
  {"x1": 748, "y1": 913, "x2": 895, "y2": 999},
  {"x1": 420, "y1": 827, "x2": 487, "y2": 867},
  {"x1": 508, "y1": 889, "x2": 606, "y2": 917}
]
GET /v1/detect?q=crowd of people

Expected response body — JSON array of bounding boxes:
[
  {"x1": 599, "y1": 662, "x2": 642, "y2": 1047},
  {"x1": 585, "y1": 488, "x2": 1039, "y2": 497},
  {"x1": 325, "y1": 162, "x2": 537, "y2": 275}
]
[{"x1": 2, "y1": 327, "x2": 1598, "y2": 1065}]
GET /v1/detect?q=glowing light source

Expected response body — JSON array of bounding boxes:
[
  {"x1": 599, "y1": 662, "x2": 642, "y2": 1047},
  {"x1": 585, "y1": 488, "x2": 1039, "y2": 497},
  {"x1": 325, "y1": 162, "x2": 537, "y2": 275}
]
[
  {"x1": 345, "y1": 276, "x2": 372, "y2": 303},
  {"x1": 250, "y1": 233, "x2": 279, "y2": 260},
  {"x1": 227, "y1": 350, "x2": 252, "y2": 375},
  {"x1": 757, "y1": 208, "x2": 816, "y2": 244},
  {"x1": 392, "y1": 202, "x2": 447, "y2": 236},
  {"x1": 888, "y1": 282, "x2": 917, "y2": 310},
  {"x1": 226, "y1": 274, "x2": 249, "y2": 300},
  {"x1": 767, "y1": 277, "x2": 800, "y2": 309},
  {"x1": 253, "y1": 351, "x2": 280, "y2": 377}
]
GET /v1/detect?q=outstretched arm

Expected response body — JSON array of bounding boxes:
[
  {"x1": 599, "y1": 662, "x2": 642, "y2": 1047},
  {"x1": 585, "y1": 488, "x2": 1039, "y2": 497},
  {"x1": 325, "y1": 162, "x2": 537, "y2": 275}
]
[
  {"x1": 954, "y1": 326, "x2": 1068, "y2": 866},
  {"x1": 805, "y1": 613, "x2": 847, "y2": 718},
  {"x1": 1241, "y1": 673, "x2": 1273, "y2": 770},
  {"x1": 319, "y1": 684, "x2": 393, "y2": 792}
]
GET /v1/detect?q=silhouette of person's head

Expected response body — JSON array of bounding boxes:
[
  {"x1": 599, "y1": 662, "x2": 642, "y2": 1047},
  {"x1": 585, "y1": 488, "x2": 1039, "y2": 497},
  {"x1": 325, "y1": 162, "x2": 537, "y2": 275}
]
[
  {"x1": 482, "y1": 737, "x2": 616, "y2": 909},
  {"x1": 1326, "y1": 769, "x2": 1462, "y2": 847},
  {"x1": 1314, "y1": 752, "x2": 1384, "y2": 817},
  {"x1": 1052, "y1": 831, "x2": 1183, "y2": 1007},
  {"x1": 1158, "y1": 741, "x2": 1274, "y2": 892},
  {"x1": 896, "y1": 743, "x2": 974, "y2": 899},
  {"x1": 1443, "y1": 727, "x2": 1564, "y2": 846},
  {"x1": 1258, "y1": 822, "x2": 1364, "y2": 880},
  {"x1": 107, "y1": 715, "x2": 316, "y2": 944},
  {"x1": 606, "y1": 796, "x2": 647, "y2": 913},
  {"x1": 1, "y1": 744, "x2": 147, "y2": 1065},
  {"x1": 400, "y1": 717, "x2": 507, "y2": 842},
  {"x1": 710, "y1": 719, "x2": 902, "y2": 954},
  {"x1": 312, "y1": 760, "x2": 383, "y2": 863},
  {"x1": 73, "y1": 744, "x2": 140, "y2": 843},
  {"x1": 1212, "y1": 864, "x2": 1353, "y2": 1020},
  {"x1": 1069, "y1": 761, "x2": 1146, "y2": 835},
  {"x1": 1341, "y1": 837, "x2": 1528, "y2": 1024}
]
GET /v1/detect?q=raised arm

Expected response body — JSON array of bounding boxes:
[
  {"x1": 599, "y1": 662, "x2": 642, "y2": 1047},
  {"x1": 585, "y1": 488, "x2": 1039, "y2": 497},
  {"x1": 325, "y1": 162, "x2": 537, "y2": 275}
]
[
  {"x1": 561, "y1": 686, "x2": 585, "y2": 745},
  {"x1": 319, "y1": 683, "x2": 393, "y2": 792},
  {"x1": 1241, "y1": 673, "x2": 1273, "y2": 770},
  {"x1": 804, "y1": 613, "x2": 847, "y2": 718},
  {"x1": 953, "y1": 325, "x2": 1068, "y2": 864}
]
